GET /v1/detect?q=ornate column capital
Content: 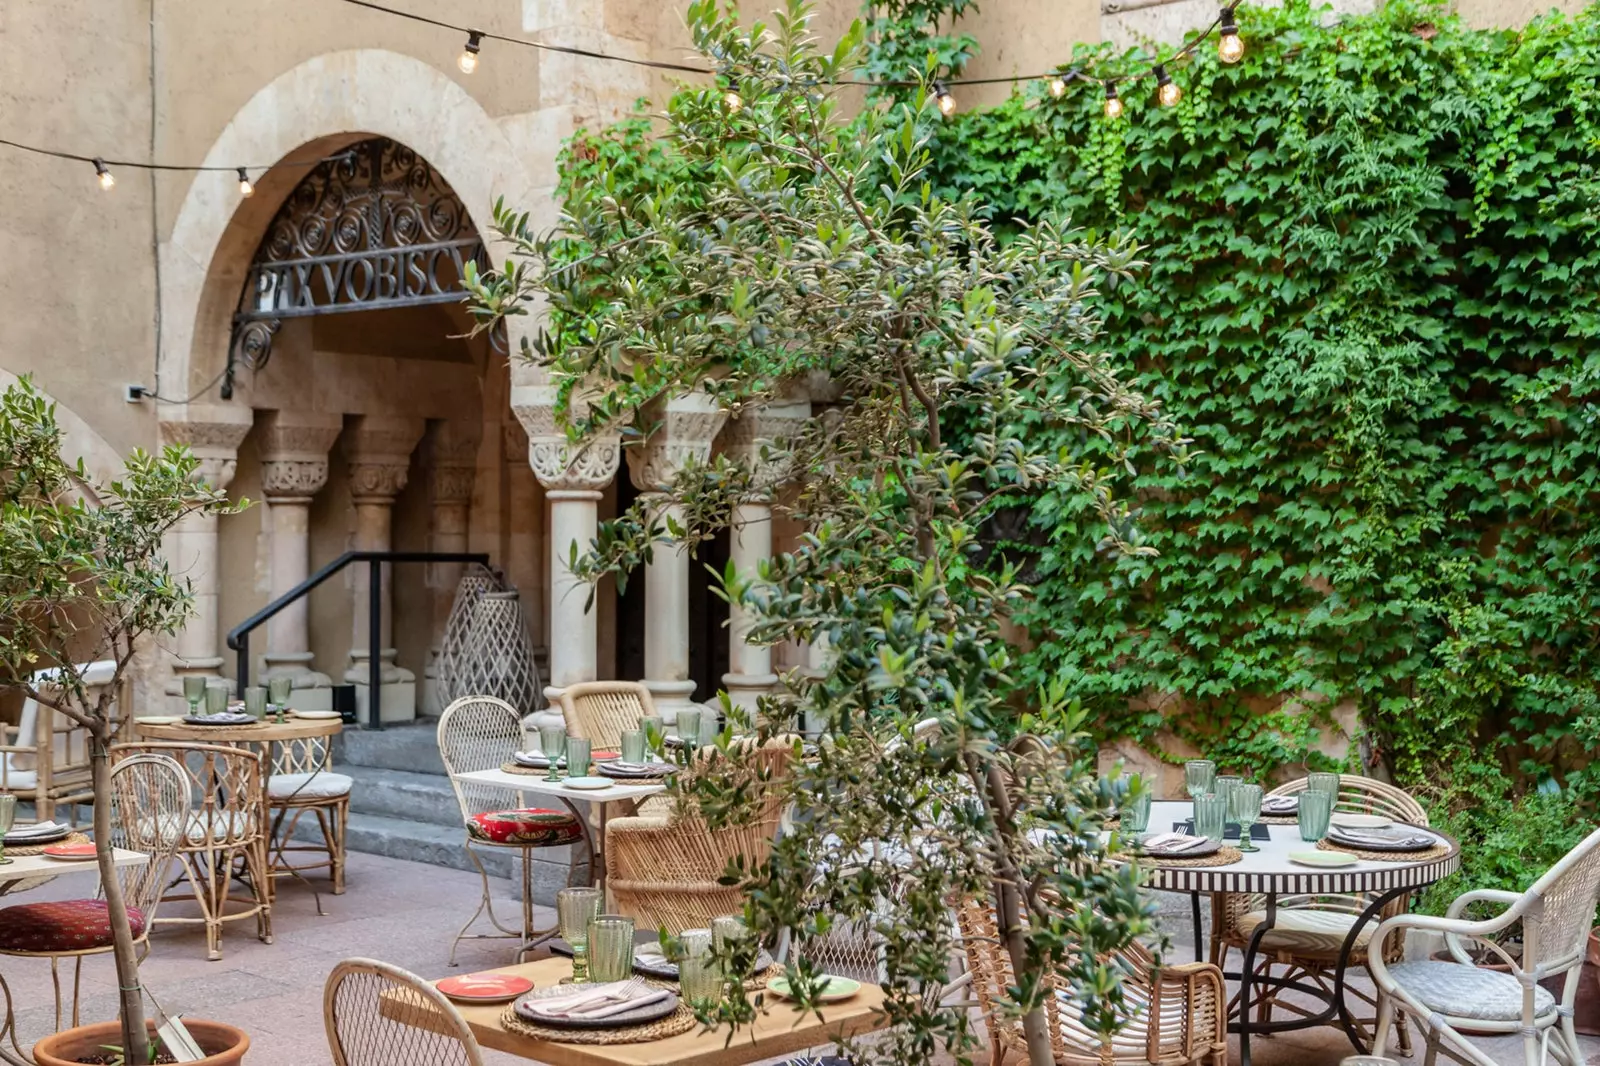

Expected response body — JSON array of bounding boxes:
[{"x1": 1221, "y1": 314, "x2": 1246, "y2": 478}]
[
  {"x1": 158, "y1": 404, "x2": 255, "y2": 493},
  {"x1": 625, "y1": 394, "x2": 730, "y2": 493},
  {"x1": 722, "y1": 399, "x2": 811, "y2": 498},
  {"x1": 258, "y1": 410, "x2": 343, "y2": 502},
  {"x1": 513, "y1": 399, "x2": 621, "y2": 494},
  {"x1": 425, "y1": 420, "x2": 481, "y2": 506},
  {"x1": 343, "y1": 415, "x2": 425, "y2": 504}
]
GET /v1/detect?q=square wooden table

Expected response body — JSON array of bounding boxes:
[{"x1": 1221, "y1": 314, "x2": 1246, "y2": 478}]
[
  {"x1": 392, "y1": 956, "x2": 889, "y2": 1065},
  {"x1": 0, "y1": 847, "x2": 147, "y2": 896}
]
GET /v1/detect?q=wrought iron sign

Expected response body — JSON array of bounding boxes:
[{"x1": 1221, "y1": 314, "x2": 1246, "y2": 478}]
[{"x1": 224, "y1": 138, "x2": 488, "y2": 397}]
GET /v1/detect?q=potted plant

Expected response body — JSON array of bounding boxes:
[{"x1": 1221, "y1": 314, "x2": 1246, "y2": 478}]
[
  {"x1": 0, "y1": 378, "x2": 248, "y2": 1063},
  {"x1": 464, "y1": 3, "x2": 1191, "y2": 1060}
]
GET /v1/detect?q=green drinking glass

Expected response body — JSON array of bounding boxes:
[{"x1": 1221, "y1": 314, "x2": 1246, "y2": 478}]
[
  {"x1": 557, "y1": 887, "x2": 603, "y2": 983},
  {"x1": 540, "y1": 725, "x2": 567, "y2": 782},
  {"x1": 620, "y1": 729, "x2": 646, "y2": 764},
  {"x1": 182, "y1": 675, "x2": 206, "y2": 715},
  {"x1": 566, "y1": 736, "x2": 592, "y2": 778},
  {"x1": 1184, "y1": 759, "x2": 1216, "y2": 800},
  {"x1": 1122, "y1": 777, "x2": 1152, "y2": 845},
  {"x1": 205, "y1": 683, "x2": 229, "y2": 715},
  {"x1": 639, "y1": 716, "x2": 665, "y2": 753},
  {"x1": 243, "y1": 686, "x2": 267, "y2": 719},
  {"x1": 1232, "y1": 783, "x2": 1264, "y2": 852},
  {"x1": 0, "y1": 793, "x2": 15, "y2": 865},
  {"x1": 1214, "y1": 774, "x2": 1242, "y2": 824},
  {"x1": 1298, "y1": 787, "x2": 1333, "y2": 842},
  {"x1": 675, "y1": 709, "x2": 700, "y2": 748},
  {"x1": 1193, "y1": 793, "x2": 1228, "y2": 842},
  {"x1": 587, "y1": 915, "x2": 636, "y2": 983},
  {"x1": 268, "y1": 675, "x2": 292, "y2": 710},
  {"x1": 679, "y1": 953, "x2": 725, "y2": 1007},
  {"x1": 697, "y1": 711, "x2": 720, "y2": 749},
  {"x1": 1307, "y1": 772, "x2": 1342, "y2": 803}
]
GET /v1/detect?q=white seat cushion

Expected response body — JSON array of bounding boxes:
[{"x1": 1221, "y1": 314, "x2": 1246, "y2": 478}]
[
  {"x1": 1386, "y1": 960, "x2": 1556, "y2": 1022},
  {"x1": 136, "y1": 812, "x2": 257, "y2": 846},
  {"x1": 268, "y1": 771, "x2": 352, "y2": 801},
  {"x1": 0, "y1": 760, "x2": 37, "y2": 790},
  {"x1": 1237, "y1": 908, "x2": 1373, "y2": 954}
]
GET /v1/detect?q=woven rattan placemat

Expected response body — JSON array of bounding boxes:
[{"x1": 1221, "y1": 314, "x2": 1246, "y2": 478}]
[
  {"x1": 1316, "y1": 838, "x2": 1452, "y2": 863},
  {"x1": 4, "y1": 831, "x2": 90, "y2": 857},
  {"x1": 1122, "y1": 844, "x2": 1244, "y2": 868},
  {"x1": 500, "y1": 762, "x2": 560, "y2": 777},
  {"x1": 1259, "y1": 814, "x2": 1299, "y2": 825},
  {"x1": 500, "y1": 1000, "x2": 697, "y2": 1044}
]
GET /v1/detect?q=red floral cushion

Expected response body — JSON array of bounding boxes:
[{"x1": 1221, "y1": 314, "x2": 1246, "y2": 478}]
[
  {"x1": 466, "y1": 809, "x2": 584, "y2": 847},
  {"x1": 0, "y1": 900, "x2": 147, "y2": 953}
]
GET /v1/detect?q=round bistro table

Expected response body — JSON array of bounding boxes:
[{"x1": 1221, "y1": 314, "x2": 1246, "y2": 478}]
[{"x1": 1136, "y1": 799, "x2": 1460, "y2": 1065}]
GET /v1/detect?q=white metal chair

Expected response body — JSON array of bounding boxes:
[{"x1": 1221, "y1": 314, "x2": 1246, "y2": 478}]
[
  {"x1": 437, "y1": 695, "x2": 588, "y2": 964},
  {"x1": 0, "y1": 753, "x2": 189, "y2": 1051},
  {"x1": 1369, "y1": 826, "x2": 1600, "y2": 1066},
  {"x1": 323, "y1": 957, "x2": 484, "y2": 1066}
]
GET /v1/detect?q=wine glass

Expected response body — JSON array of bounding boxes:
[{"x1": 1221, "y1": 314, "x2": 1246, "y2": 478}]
[
  {"x1": 268, "y1": 675, "x2": 292, "y2": 712},
  {"x1": 0, "y1": 794, "x2": 14, "y2": 865},
  {"x1": 1184, "y1": 759, "x2": 1215, "y2": 800},
  {"x1": 1232, "y1": 784, "x2": 1263, "y2": 852},
  {"x1": 540, "y1": 725, "x2": 567, "y2": 783},
  {"x1": 556, "y1": 887, "x2": 603, "y2": 983},
  {"x1": 182, "y1": 675, "x2": 205, "y2": 717}
]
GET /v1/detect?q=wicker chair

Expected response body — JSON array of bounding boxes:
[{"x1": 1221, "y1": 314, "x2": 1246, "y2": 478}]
[
  {"x1": 557, "y1": 681, "x2": 657, "y2": 751},
  {"x1": 113, "y1": 741, "x2": 272, "y2": 961},
  {"x1": 0, "y1": 753, "x2": 189, "y2": 1046},
  {"x1": 0, "y1": 661, "x2": 127, "y2": 824},
  {"x1": 959, "y1": 896, "x2": 1227, "y2": 1066},
  {"x1": 437, "y1": 695, "x2": 588, "y2": 965},
  {"x1": 1369, "y1": 826, "x2": 1600, "y2": 1066},
  {"x1": 1210, "y1": 774, "x2": 1428, "y2": 1050},
  {"x1": 605, "y1": 736, "x2": 794, "y2": 934},
  {"x1": 324, "y1": 957, "x2": 484, "y2": 1066},
  {"x1": 267, "y1": 733, "x2": 352, "y2": 895}
]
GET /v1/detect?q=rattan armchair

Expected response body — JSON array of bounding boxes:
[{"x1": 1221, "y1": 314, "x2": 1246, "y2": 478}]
[
  {"x1": 324, "y1": 957, "x2": 484, "y2": 1066},
  {"x1": 267, "y1": 732, "x2": 352, "y2": 895},
  {"x1": 1369, "y1": 827, "x2": 1600, "y2": 1066},
  {"x1": 556, "y1": 681, "x2": 657, "y2": 751},
  {"x1": 1210, "y1": 774, "x2": 1428, "y2": 1050},
  {"x1": 959, "y1": 897, "x2": 1227, "y2": 1066},
  {"x1": 0, "y1": 661, "x2": 127, "y2": 824},
  {"x1": 605, "y1": 736, "x2": 794, "y2": 934}
]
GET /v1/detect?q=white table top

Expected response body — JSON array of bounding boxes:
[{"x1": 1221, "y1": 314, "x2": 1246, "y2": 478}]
[
  {"x1": 0, "y1": 847, "x2": 149, "y2": 896},
  {"x1": 453, "y1": 768, "x2": 667, "y2": 804},
  {"x1": 1130, "y1": 800, "x2": 1460, "y2": 896}
]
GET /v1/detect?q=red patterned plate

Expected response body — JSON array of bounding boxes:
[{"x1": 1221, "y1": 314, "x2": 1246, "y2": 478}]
[
  {"x1": 592, "y1": 750, "x2": 619, "y2": 762},
  {"x1": 42, "y1": 842, "x2": 98, "y2": 861},
  {"x1": 436, "y1": 973, "x2": 535, "y2": 1003}
]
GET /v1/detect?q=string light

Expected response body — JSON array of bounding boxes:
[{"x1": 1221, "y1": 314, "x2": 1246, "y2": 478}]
[
  {"x1": 1218, "y1": 6, "x2": 1244, "y2": 64},
  {"x1": 1154, "y1": 65, "x2": 1181, "y2": 107},
  {"x1": 237, "y1": 167, "x2": 255, "y2": 197},
  {"x1": 93, "y1": 158, "x2": 114, "y2": 191},
  {"x1": 724, "y1": 89, "x2": 743, "y2": 113},
  {"x1": 933, "y1": 81, "x2": 956, "y2": 117},
  {"x1": 1049, "y1": 73, "x2": 1068, "y2": 98},
  {"x1": 457, "y1": 30, "x2": 483, "y2": 74},
  {"x1": 1103, "y1": 83, "x2": 1123, "y2": 119}
]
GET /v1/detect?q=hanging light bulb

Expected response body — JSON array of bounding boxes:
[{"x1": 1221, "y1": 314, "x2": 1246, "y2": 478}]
[
  {"x1": 1217, "y1": 6, "x2": 1244, "y2": 64},
  {"x1": 932, "y1": 81, "x2": 956, "y2": 117},
  {"x1": 1103, "y1": 82, "x2": 1123, "y2": 119},
  {"x1": 1048, "y1": 73, "x2": 1068, "y2": 98},
  {"x1": 1154, "y1": 64, "x2": 1181, "y2": 107},
  {"x1": 457, "y1": 30, "x2": 483, "y2": 74},
  {"x1": 236, "y1": 167, "x2": 255, "y2": 198},
  {"x1": 93, "y1": 158, "x2": 114, "y2": 191},
  {"x1": 724, "y1": 89, "x2": 743, "y2": 113}
]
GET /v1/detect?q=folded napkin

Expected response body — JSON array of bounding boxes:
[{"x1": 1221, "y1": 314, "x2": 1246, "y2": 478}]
[
  {"x1": 4, "y1": 821, "x2": 69, "y2": 840},
  {"x1": 634, "y1": 944, "x2": 672, "y2": 965},
  {"x1": 601, "y1": 760, "x2": 677, "y2": 776},
  {"x1": 524, "y1": 981, "x2": 671, "y2": 1020},
  {"x1": 511, "y1": 751, "x2": 563, "y2": 768},
  {"x1": 1261, "y1": 796, "x2": 1298, "y2": 813},
  {"x1": 184, "y1": 712, "x2": 255, "y2": 725},
  {"x1": 1332, "y1": 828, "x2": 1436, "y2": 850},
  {"x1": 1141, "y1": 832, "x2": 1211, "y2": 853}
]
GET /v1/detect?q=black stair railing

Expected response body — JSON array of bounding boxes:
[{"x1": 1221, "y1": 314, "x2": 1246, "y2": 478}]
[{"x1": 226, "y1": 550, "x2": 490, "y2": 729}]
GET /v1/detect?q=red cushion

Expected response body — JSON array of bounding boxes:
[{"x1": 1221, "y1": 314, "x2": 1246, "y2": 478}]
[
  {"x1": 466, "y1": 809, "x2": 584, "y2": 847},
  {"x1": 0, "y1": 900, "x2": 147, "y2": 953}
]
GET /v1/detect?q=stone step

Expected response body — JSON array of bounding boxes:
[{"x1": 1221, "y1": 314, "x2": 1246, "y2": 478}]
[
  {"x1": 335, "y1": 719, "x2": 447, "y2": 774},
  {"x1": 344, "y1": 765, "x2": 463, "y2": 827}
]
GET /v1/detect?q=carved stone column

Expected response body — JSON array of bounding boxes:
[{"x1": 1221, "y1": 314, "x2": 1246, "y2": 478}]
[
  {"x1": 421, "y1": 421, "x2": 481, "y2": 716},
  {"x1": 342, "y1": 415, "x2": 426, "y2": 723},
  {"x1": 515, "y1": 401, "x2": 621, "y2": 727},
  {"x1": 720, "y1": 400, "x2": 810, "y2": 717},
  {"x1": 625, "y1": 395, "x2": 728, "y2": 723},
  {"x1": 159, "y1": 405, "x2": 255, "y2": 711},
  {"x1": 504, "y1": 421, "x2": 548, "y2": 670},
  {"x1": 258, "y1": 411, "x2": 344, "y2": 710}
]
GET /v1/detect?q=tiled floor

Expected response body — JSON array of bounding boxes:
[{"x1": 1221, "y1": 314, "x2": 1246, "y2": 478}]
[{"x1": 4, "y1": 851, "x2": 1597, "y2": 1065}]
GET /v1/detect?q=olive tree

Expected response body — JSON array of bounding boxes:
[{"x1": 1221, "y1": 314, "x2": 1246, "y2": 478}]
[
  {"x1": 0, "y1": 378, "x2": 239, "y2": 1062},
  {"x1": 466, "y1": 3, "x2": 1190, "y2": 1062}
]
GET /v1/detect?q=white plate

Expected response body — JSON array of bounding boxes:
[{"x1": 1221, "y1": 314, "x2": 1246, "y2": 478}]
[
  {"x1": 1331, "y1": 813, "x2": 1391, "y2": 830},
  {"x1": 288, "y1": 710, "x2": 342, "y2": 720},
  {"x1": 563, "y1": 776, "x2": 614, "y2": 790},
  {"x1": 134, "y1": 716, "x2": 181, "y2": 726},
  {"x1": 1288, "y1": 850, "x2": 1357, "y2": 868}
]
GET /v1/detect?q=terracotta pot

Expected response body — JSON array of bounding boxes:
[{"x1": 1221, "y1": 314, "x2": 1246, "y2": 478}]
[{"x1": 33, "y1": 1020, "x2": 248, "y2": 1066}]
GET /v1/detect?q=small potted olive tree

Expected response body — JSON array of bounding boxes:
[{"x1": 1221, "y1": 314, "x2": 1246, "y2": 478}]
[{"x1": 0, "y1": 379, "x2": 249, "y2": 1064}]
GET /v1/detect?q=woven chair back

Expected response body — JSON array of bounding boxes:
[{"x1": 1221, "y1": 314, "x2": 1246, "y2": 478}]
[
  {"x1": 558, "y1": 682, "x2": 656, "y2": 750},
  {"x1": 107, "y1": 752, "x2": 191, "y2": 921},
  {"x1": 437, "y1": 695, "x2": 524, "y2": 822},
  {"x1": 1268, "y1": 774, "x2": 1428, "y2": 825},
  {"x1": 1521, "y1": 827, "x2": 1600, "y2": 976},
  {"x1": 323, "y1": 957, "x2": 484, "y2": 1066},
  {"x1": 112, "y1": 741, "x2": 263, "y2": 852}
]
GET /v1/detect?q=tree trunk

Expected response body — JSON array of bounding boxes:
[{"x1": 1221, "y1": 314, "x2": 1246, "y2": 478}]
[
  {"x1": 92, "y1": 734, "x2": 150, "y2": 1063},
  {"x1": 980, "y1": 761, "x2": 1055, "y2": 1066}
]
